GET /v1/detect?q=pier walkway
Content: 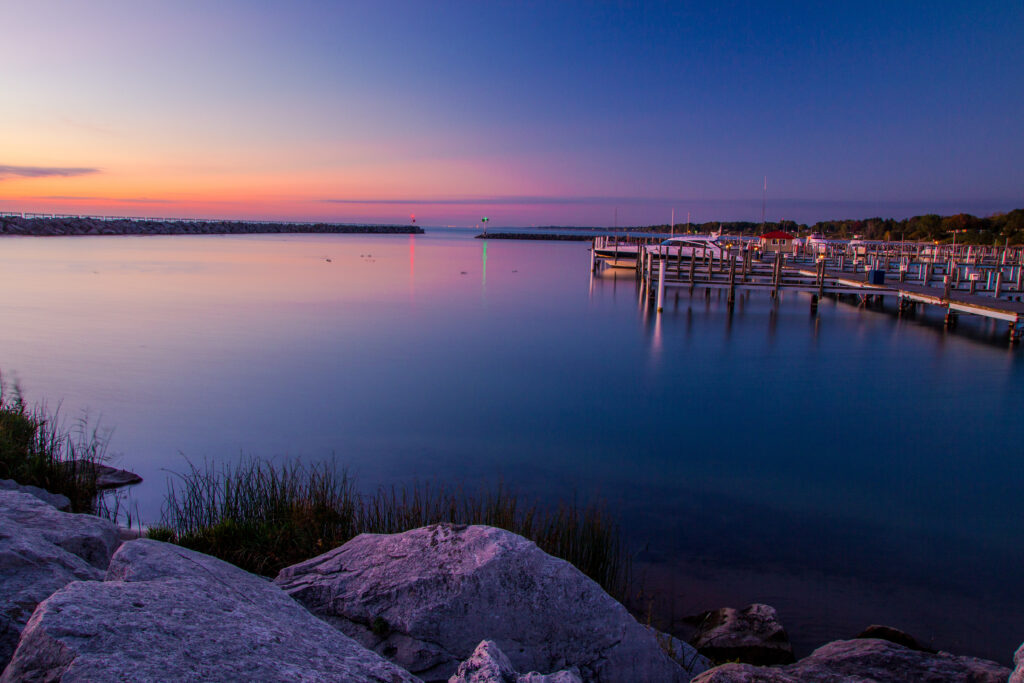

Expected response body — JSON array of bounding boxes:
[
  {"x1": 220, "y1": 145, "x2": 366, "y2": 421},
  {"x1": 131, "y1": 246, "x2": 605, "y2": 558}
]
[
  {"x1": 594, "y1": 235, "x2": 1024, "y2": 344},
  {"x1": 794, "y1": 267, "x2": 1024, "y2": 339}
]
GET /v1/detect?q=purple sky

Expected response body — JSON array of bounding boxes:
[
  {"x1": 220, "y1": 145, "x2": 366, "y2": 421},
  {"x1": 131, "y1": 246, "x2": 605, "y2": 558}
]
[{"x1": 1, "y1": 1, "x2": 1021, "y2": 226}]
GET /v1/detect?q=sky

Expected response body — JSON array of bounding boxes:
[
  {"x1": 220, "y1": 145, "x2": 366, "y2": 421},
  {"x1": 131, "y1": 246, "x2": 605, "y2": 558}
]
[{"x1": 1, "y1": 1, "x2": 1022, "y2": 227}]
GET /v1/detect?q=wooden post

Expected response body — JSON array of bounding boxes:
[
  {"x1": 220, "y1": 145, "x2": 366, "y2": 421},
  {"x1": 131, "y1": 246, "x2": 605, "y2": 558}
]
[
  {"x1": 994, "y1": 268, "x2": 1003, "y2": 299},
  {"x1": 727, "y1": 254, "x2": 737, "y2": 305},
  {"x1": 657, "y1": 259, "x2": 666, "y2": 313},
  {"x1": 688, "y1": 250, "x2": 695, "y2": 292},
  {"x1": 590, "y1": 239, "x2": 597, "y2": 273}
]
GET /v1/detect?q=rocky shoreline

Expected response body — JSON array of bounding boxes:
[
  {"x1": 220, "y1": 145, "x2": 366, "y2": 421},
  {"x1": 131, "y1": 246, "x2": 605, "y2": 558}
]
[
  {"x1": 0, "y1": 483, "x2": 1020, "y2": 682},
  {"x1": 0, "y1": 216, "x2": 423, "y2": 236}
]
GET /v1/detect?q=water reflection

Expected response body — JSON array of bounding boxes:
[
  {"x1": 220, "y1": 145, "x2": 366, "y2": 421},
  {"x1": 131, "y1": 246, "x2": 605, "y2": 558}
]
[
  {"x1": 409, "y1": 234, "x2": 416, "y2": 301},
  {"x1": 481, "y1": 239, "x2": 488, "y2": 296},
  {"x1": 0, "y1": 234, "x2": 1022, "y2": 663}
]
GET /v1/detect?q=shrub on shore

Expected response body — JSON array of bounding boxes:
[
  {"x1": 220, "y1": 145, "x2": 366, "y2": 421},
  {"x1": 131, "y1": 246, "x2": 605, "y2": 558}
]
[
  {"x1": 0, "y1": 382, "x2": 106, "y2": 513},
  {"x1": 150, "y1": 457, "x2": 630, "y2": 599}
]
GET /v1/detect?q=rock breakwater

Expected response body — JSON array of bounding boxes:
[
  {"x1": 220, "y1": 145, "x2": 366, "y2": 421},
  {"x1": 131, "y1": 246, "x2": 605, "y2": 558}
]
[{"x1": 0, "y1": 216, "x2": 423, "y2": 236}]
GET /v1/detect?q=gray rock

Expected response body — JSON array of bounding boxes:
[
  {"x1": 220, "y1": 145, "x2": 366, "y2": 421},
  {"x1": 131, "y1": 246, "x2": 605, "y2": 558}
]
[
  {"x1": 63, "y1": 460, "x2": 142, "y2": 488},
  {"x1": 449, "y1": 640, "x2": 582, "y2": 683},
  {"x1": 0, "y1": 490, "x2": 118, "y2": 669},
  {"x1": 688, "y1": 604, "x2": 794, "y2": 665},
  {"x1": 855, "y1": 624, "x2": 936, "y2": 653},
  {"x1": 0, "y1": 490, "x2": 118, "y2": 569},
  {"x1": 691, "y1": 638, "x2": 1011, "y2": 682},
  {"x1": 275, "y1": 523, "x2": 709, "y2": 682},
  {"x1": 1011, "y1": 642, "x2": 1024, "y2": 683},
  {"x1": 2, "y1": 539, "x2": 418, "y2": 682},
  {"x1": 0, "y1": 478, "x2": 71, "y2": 511}
]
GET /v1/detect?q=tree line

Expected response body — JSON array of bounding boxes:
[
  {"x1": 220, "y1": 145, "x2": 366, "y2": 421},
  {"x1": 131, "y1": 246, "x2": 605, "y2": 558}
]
[{"x1": 634, "y1": 209, "x2": 1024, "y2": 244}]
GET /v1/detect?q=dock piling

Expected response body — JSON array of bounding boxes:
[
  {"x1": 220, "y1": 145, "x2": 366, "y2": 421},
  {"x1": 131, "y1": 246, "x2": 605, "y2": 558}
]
[
  {"x1": 657, "y1": 259, "x2": 666, "y2": 313},
  {"x1": 727, "y1": 254, "x2": 737, "y2": 306}
]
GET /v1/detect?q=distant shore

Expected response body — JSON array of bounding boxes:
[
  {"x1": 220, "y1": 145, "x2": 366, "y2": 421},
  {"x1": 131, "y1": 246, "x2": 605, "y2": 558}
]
[
  {"x1": 0, "y1": 216, "x2": 424, "y2": 237},
  {"x1": 474, "y1": 232, "x2": 594, "y2": 241}
]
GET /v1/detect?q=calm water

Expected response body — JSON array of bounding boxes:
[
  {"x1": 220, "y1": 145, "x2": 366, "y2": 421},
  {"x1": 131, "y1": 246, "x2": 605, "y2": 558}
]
[{"x1": 1, "y1": 232, "x2": 1021, "y2": 663}]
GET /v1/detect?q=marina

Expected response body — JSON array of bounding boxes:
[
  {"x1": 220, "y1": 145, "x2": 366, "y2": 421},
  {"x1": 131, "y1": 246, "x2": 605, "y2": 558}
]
[{"x1": 593, "y1": 235, "x2": 1024, "y2": 343}]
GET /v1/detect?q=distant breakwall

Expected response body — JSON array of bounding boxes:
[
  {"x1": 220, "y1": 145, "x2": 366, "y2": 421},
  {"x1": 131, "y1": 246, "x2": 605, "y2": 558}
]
[
  {"x1": 474, "y1": 232, "x2": 593, "y2": 241},
  {"x1": 0, "y1": 216, "x2": 424, "y2": 237}
]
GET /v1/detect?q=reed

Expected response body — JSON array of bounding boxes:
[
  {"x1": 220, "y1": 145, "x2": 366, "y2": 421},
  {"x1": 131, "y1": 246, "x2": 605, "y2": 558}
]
[
  {"x1": 0, "y1": 380, "x2": 107, "y2": 513},
  {"x1": 152, "y1": 457, "x2": 630, "y2": 599}
]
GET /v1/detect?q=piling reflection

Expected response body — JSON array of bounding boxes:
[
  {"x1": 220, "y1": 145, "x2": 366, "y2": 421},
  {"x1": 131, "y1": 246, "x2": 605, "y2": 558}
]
[{"x1": 481, "y1": 240, "x2": 488, "y2": 297}]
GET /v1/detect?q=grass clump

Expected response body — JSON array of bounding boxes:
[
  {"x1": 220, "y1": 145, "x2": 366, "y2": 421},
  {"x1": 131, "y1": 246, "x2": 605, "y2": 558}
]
[
  {"x1": 0, "y1": 381, "x2": 106, "y2": 513},
  {"x1": 151, "y1": 457, "x2": 630, "y2": 599}
]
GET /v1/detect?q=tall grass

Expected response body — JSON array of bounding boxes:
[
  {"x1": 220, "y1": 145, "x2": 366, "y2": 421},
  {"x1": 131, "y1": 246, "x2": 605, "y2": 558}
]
[
  {"x1": 0, "y1": 380, "x2": 108, "y2": 513},
  {"x1": 152, "y1": 457, "x2": 630, "y2": 599}
]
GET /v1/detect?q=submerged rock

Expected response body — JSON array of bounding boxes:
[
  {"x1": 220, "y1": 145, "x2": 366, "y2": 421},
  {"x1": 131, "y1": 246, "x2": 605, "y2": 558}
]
[
  {"x1": 691, "y1": 638, "x2": 1010, "y2": 682},
  {"x1": 688, "y1": 604, "x2": 794, "y2": 665},
  {"x1": 855, "y1": 624, "x2": 936, "y2": 653},
  {"x1": 275, "y1": 523, "x2": 709, "y2": 682},
  {"x1": 63, "y1": 460, "x2": 143, "y2": 488},
  {"x1": 2, "y1": 539, "x2": 417, "y2": 682},
  {"x1": 450, "y1": 640, "x2": 582, "y2": 683},
  {"x1": 0, "y1": 478, "x2": 71, "y2": 510},
  {"x1": 0, "y1": 489, "x2": 118, "y2": 669}
]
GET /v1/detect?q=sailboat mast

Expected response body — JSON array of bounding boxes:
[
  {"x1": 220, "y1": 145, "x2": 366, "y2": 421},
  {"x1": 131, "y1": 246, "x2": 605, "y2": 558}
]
[
  {"x1": 761, "y1": 176, "x2": 767, "y2": 229},
  {"x1": 671, "y1": 208, "x2": 675, "y2": 238}
]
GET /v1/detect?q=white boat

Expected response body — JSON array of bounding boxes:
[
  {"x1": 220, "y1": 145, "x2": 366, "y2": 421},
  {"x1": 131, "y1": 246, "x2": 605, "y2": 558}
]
[
  {"x1": 593, "y1": 240, "x2": 642, "y2": 268},
  {"x1": 648, "y1": 229, "x2": 751, "y2": 264},
  {"x1": 596, "y1": 229, "x2": 752, "y2": 269}
]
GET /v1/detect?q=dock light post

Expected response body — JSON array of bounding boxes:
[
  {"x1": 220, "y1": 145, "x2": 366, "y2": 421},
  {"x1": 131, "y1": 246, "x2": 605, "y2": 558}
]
[{"x1": 481, "y1": 216, "x2": 489, "y2": 237}]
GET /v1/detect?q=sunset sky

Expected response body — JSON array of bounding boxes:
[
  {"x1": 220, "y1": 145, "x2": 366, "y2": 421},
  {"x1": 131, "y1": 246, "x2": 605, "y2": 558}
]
[{"x1": 1, "y1": 1, "x2": 1021, "y2": 226}]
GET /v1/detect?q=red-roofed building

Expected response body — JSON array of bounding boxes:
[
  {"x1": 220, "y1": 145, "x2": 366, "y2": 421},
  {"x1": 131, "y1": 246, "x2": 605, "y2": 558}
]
[{"x1": 760, "y1": 230, "x2": 797, "y2": 254}]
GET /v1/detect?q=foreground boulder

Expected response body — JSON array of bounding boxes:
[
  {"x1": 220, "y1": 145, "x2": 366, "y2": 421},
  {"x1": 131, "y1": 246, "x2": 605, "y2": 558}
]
[
  {"x1": 2, "y1": 539, "x2": 417, "y2": 682},
  {"x1": 0, "y1": 478, "x2": 71, "y2": 511},
  {"x1": 450, "y1": 640, "x2": 582, "y2": 683},
  {"x1": 0, "y1": 489, "x2": 118, "y2": 668},
  {"x1": 855, "y1": 624, "x2": 936, "y2": 653},
  {"x1": 276, "y1": 523, "x2": 709, "y2": 682},
  {"x1": 687, "y1": 604, "x2": 794, "y2": 665},
  {"x1": 691, "y1": 638, "x2": 1010, "y2": 682},
  {"x1": 1011, "y1": 642, "x2": 1023, "y2": 683}
]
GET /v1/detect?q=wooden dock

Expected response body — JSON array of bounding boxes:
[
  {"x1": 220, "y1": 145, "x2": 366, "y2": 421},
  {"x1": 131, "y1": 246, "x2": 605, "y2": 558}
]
[
  {"x1": 591, "y1": 236, "x2": 1024, "y2": 345},
  {"x1": 795, "y1": 267, "x2": 1024, "y2": 339}
]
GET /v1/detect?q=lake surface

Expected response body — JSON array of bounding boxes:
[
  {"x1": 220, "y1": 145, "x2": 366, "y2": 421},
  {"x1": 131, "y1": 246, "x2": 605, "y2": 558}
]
[{"x1": 1, "y1": 231, "x2": 1021, "y2": 663}]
